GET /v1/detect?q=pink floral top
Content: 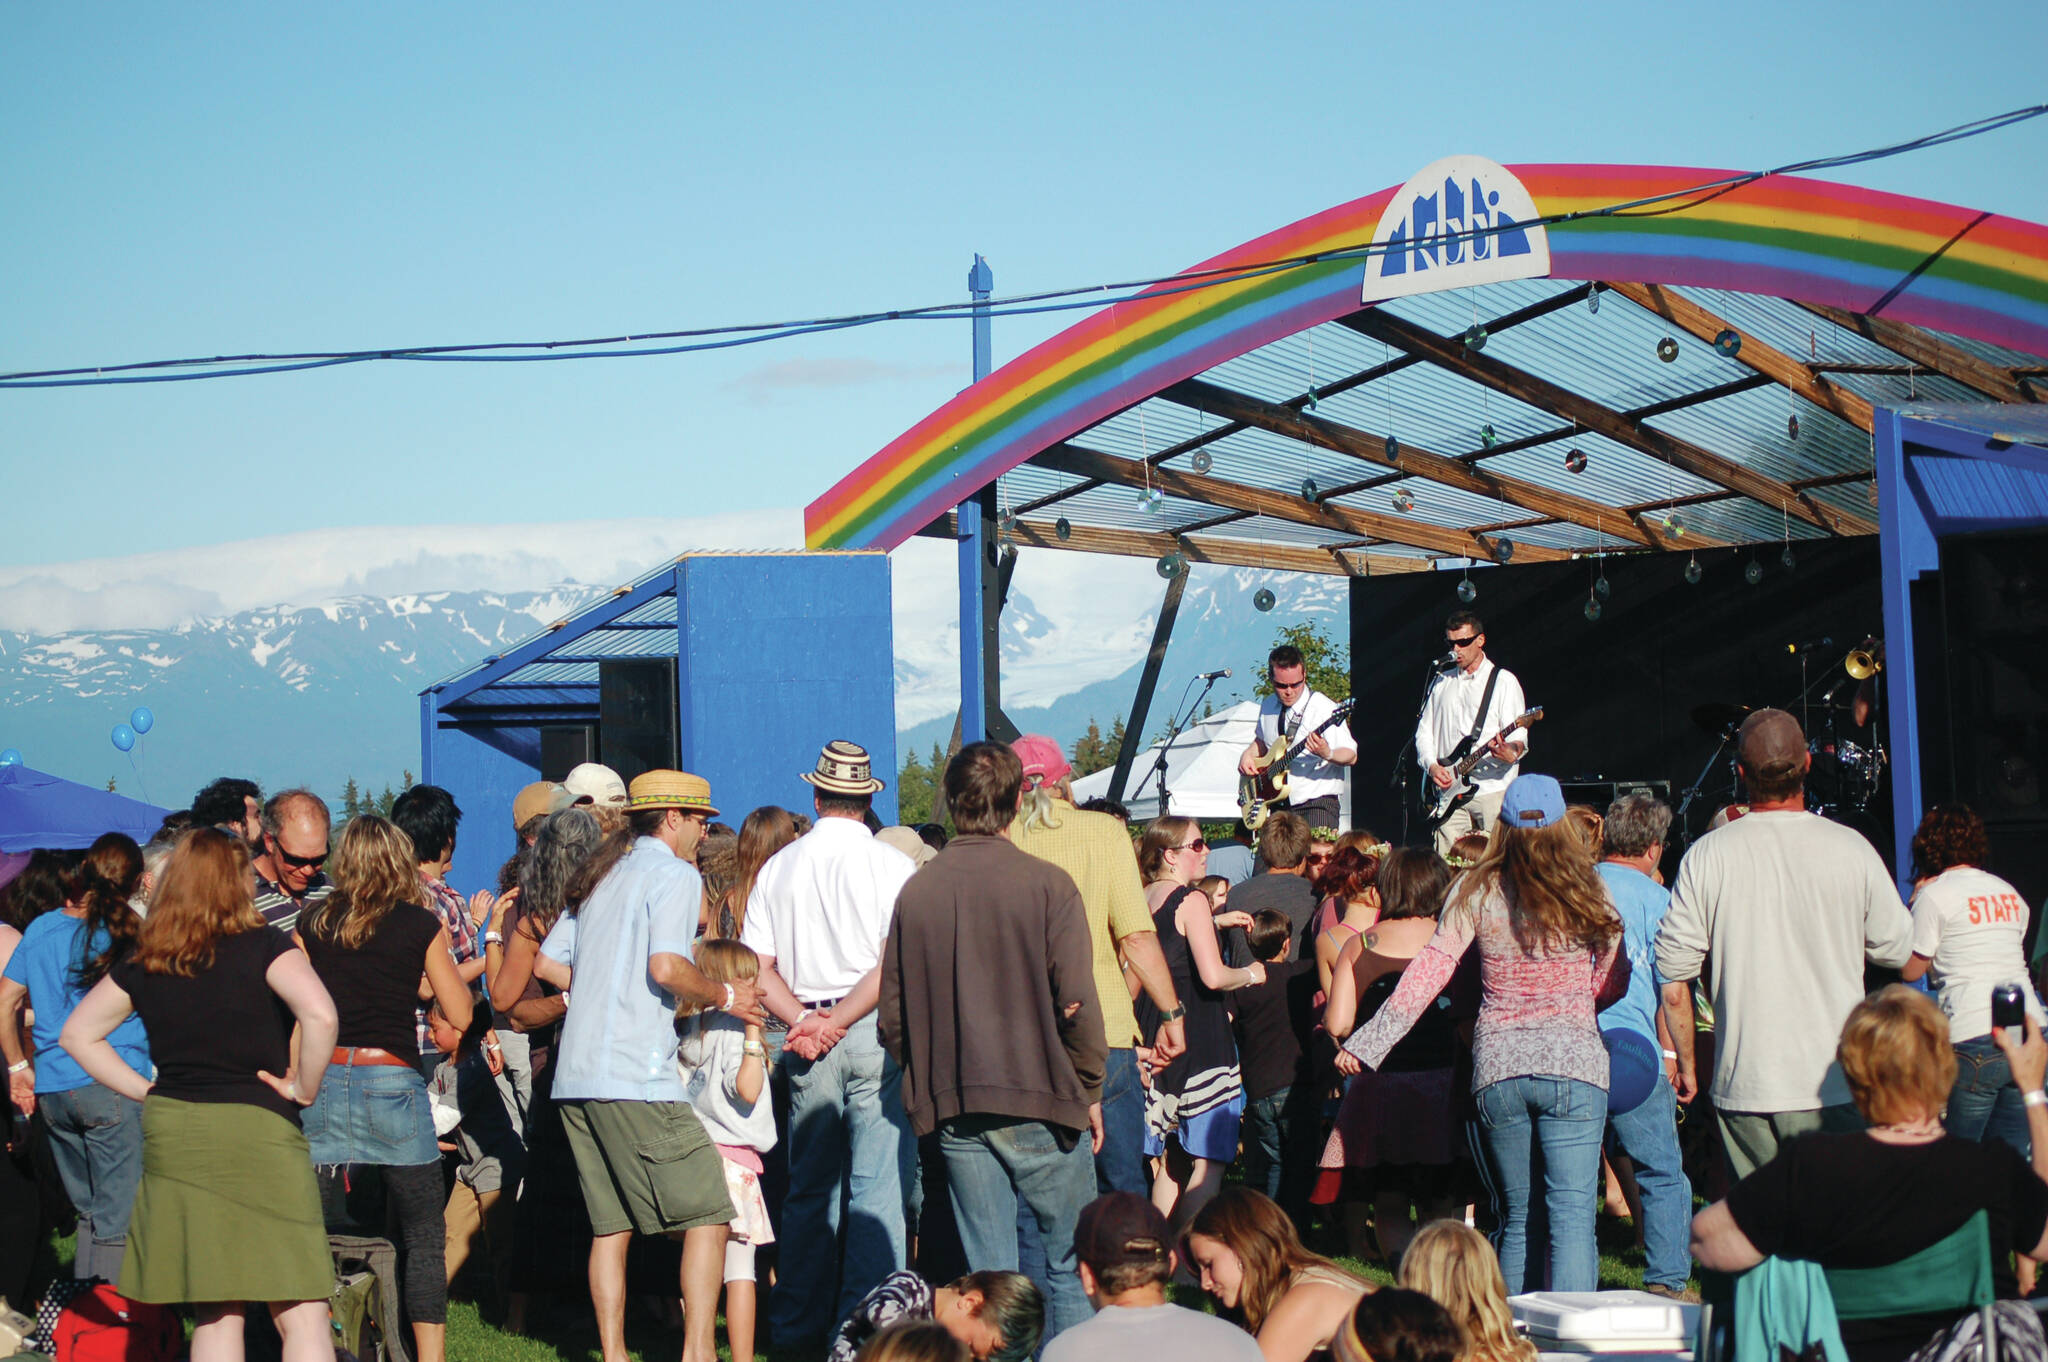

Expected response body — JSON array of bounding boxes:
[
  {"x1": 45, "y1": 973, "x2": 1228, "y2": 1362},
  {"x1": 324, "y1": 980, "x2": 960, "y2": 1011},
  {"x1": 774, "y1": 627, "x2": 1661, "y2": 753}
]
[{"x1": 1344, "y1": 882, "x2": 1627, "y2": 1092}]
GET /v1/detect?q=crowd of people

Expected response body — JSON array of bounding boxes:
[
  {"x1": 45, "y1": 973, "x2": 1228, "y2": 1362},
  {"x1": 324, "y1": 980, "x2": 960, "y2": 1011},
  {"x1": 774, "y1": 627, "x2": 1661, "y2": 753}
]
[{"x1": 3, "y1": 633, "x2": 2048, "y2": 1362}]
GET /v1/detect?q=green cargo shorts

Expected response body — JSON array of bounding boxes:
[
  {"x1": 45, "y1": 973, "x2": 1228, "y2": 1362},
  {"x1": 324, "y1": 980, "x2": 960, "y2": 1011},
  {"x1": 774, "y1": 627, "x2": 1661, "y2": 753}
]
[{"x1": 558, "y1": 1100, "x2": 736, "y2": 1237}]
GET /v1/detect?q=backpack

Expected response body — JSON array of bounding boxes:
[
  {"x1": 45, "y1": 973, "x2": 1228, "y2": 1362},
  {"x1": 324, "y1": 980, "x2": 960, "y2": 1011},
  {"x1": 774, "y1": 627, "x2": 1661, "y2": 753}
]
[{"x1": 50, "y1": 1286, "x2": 178, "y2": 1362}]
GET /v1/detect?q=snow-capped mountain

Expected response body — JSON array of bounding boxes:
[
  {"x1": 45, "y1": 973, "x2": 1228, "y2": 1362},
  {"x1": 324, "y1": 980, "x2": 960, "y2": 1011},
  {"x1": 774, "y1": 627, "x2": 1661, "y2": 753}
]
[{"x1": 0, "y1": 534, "x2": 1351, "y2": 810}]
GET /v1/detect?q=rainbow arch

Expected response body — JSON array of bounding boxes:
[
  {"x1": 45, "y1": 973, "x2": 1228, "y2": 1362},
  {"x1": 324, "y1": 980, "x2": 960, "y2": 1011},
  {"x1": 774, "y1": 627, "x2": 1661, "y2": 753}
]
[{"x1": 805, "y1": 164, "x2": 2048, "y2": 551}]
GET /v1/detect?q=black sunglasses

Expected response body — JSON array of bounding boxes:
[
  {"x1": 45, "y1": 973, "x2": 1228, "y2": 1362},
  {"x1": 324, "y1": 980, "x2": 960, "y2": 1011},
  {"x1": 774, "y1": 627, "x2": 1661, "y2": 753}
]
[
  {"x1": 1445, "y1": 634, "x2": 1481, "y2": 647},
  {"x1": 269, "y1": 839, "x2": 327, "y2": 870}
]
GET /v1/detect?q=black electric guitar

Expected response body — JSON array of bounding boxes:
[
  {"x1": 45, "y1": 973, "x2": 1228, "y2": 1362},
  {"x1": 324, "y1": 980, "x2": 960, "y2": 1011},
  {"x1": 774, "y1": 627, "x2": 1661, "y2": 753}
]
[
  {"x1": 1423, "y1": 708, "x2": 1543, "y2": 832},
  {"x1": 1239, "y1": 700, "x2": 1355, "y2": 831}
]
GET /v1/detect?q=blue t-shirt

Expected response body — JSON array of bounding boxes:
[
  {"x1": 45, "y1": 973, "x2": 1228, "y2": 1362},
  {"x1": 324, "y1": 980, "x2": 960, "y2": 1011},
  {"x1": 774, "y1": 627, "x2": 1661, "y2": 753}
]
[
  {"x1": 543, "y1": 838, "x2": 701, "y2": 1102},
  {"x1": 1597, "y1": 862, "x2": 1669, "y2": 1049},
  {"x1": 2, "y1": 912, "x2": 153, "y2": 1094}
]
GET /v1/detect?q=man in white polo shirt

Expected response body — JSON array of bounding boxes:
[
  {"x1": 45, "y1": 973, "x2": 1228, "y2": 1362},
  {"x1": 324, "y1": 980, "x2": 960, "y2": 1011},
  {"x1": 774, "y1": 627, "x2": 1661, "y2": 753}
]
[{"x1": 743, "y1": 739, "x2": 918, "y2": 1349}]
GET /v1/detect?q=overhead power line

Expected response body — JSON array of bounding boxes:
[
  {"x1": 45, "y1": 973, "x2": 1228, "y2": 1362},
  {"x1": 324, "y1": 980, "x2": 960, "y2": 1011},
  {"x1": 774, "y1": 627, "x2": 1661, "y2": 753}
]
[{"x1": 4, "y1": 100, "x2": 2044, "y2": 391}]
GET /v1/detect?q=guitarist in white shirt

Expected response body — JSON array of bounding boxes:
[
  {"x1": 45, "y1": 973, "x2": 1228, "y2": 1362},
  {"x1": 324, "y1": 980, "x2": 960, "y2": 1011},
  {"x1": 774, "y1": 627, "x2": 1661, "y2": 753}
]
[
  {"x1": 1418, "y1": 610, "x2": 1529, "y2": 854},
  {"x1": 1237, "y1": 644, "x2": 1357, "y2": 831}
]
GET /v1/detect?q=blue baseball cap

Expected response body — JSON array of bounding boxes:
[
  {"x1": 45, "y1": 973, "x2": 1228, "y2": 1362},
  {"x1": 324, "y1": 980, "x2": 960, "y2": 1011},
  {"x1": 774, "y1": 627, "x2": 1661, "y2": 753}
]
[{"x1": 1499, "y1": 774, "x2": 1565, "y2": 829}]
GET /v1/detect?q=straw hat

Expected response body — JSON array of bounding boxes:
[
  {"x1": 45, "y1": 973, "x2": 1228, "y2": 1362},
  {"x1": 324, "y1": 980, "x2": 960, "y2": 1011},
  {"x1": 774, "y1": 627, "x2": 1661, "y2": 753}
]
[
  {"x1": 626, "y1": 769, "x2": 720, "y2": 817},
  {"x1": 802, "y1": 739, "x2": 885, "y2": 796}
]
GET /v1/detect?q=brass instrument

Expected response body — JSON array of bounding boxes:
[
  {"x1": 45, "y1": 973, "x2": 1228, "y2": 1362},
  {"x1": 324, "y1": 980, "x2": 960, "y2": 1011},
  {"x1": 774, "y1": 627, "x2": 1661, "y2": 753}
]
[{"x1": 1845, "y1": 641, "x2": 1883, "y2": 680}]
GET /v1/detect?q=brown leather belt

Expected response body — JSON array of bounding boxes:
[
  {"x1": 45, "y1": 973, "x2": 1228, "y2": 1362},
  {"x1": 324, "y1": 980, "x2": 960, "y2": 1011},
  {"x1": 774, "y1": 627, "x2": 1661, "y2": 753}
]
[{"x1": 330, "y1": 1046, "x2": 414, "y2": 1068}]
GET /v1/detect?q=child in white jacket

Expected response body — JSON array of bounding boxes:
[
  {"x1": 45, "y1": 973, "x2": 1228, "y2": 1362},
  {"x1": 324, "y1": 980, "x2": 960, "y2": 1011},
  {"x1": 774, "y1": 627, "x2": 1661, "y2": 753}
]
[{"x1": 677, "y1": 939, "x2": 777, "y2": 1362}]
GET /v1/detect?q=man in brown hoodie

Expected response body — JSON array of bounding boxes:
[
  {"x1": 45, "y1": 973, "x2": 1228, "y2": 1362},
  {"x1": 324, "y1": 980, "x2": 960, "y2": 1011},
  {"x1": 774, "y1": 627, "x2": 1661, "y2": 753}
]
[{"x1": 880, "y1": 741, "x2": 1107, "y2": 1343}]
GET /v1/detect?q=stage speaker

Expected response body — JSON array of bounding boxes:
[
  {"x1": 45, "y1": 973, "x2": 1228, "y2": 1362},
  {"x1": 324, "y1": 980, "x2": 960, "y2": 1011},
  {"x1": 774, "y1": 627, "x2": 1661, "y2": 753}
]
[
  {"x1": 540, "y1": 725, "x2": 597, "y2": 781},
  {"x1": 1928, "y1": 528, "x2": 2048, "y2": 943},
  {"x1": 599, "y1": 659, "x2": 678, "y2": 787},
  {"x1": 1557, "y1": 778, "x2": 1674, "y2": 811}
]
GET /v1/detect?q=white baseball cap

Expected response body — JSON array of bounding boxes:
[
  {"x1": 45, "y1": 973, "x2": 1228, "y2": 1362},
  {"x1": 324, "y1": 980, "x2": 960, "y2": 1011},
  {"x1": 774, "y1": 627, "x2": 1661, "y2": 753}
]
[{"x1": 562, "y1": 762, "x2": 628, "y2": 807}]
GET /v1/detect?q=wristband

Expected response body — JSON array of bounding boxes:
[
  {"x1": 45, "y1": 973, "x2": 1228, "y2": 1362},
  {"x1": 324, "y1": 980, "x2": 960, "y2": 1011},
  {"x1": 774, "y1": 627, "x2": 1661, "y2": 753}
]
[
  {"x1": 722, "y1": 982, "x2": 737, "y2": 1011},
  {"x1": 483, "y1": 932, "x2": 505, "y2": 947},
  {"x1": 742, "y1": 1041, "x2": 767, "y2": 1057},
  {"x1": 1159, "y1": 1004, "x2": 1187, "y2": 1024},
  {"x1": 2026, "y1": 1090, "x2": 2048, "y2": 1109},
  {"x1": 1661, "y1": 1049, "x2": 1678, "y2": 1060},
  {"x1": 6, "y1": 1059, "x2": 28, "y2": 1075}
]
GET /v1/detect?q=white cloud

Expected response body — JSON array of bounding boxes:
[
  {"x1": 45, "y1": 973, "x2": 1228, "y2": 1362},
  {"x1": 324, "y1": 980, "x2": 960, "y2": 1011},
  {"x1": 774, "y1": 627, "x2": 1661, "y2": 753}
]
[{"x1": 0, "y1": 510, "x2": 804, "y2": 632}]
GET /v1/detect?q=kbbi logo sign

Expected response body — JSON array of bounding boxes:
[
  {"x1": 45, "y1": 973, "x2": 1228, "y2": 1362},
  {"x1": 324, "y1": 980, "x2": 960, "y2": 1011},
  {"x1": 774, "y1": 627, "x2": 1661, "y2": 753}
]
[{"x1": 1361, "y1": 155, "x2": 1551, "y2": 304}]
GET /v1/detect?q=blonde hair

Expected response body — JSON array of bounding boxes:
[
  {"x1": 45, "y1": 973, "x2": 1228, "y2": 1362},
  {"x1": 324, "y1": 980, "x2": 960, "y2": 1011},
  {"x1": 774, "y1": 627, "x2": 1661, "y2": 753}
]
[
  {"x1": 308, "y1": 815, "x2": 421, "y2": 950},
  {"x1": 855, "y1": 1323, "x2": 968, "y2": 1362},
  {"x1": 1838, "y1": 984, "x2": 1957, "y2": 1125},
  {"x1": 1448, "y1": 819, "x2": 1618, "y2": 955},
  {"x1": 1398, "y1": 1221, "x2": 1535, "y2": 1362}
]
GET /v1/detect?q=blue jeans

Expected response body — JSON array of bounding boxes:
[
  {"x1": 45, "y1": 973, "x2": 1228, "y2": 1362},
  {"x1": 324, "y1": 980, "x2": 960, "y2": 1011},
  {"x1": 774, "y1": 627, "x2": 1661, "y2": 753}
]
[
  {"x1": 1018, "y1": 1048, "x2": 1141, "y2": 1313},
  {"x1": 303, "y1": 1060, "x2": 439, "y2": 1167},
  {"x1": 772, "y1": 1015, "x2": 914, "y2": 1344},
  {"x1": 1605, "y1": 1074, "x2": 1693, "y2": 1291},
  {"x1": 1477, "y1": 1076, "x2": 1607, "y2": 1293},
  {"x1": 39, "y1": 1083, "x2": 143, "y2": 1280},
  {"x1": 940, "y1": 1114, "x2": 1097, "y2": 1342},
  {"x1": 1947, "y1": 1035, "x2": 2031, "y2": 1160}
]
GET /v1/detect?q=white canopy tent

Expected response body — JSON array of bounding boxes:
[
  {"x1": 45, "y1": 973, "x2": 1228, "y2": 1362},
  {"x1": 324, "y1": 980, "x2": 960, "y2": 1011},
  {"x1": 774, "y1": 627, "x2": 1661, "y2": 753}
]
[{"x1": 1069, "y1": 700, "x2": 1352, "y2": 829}]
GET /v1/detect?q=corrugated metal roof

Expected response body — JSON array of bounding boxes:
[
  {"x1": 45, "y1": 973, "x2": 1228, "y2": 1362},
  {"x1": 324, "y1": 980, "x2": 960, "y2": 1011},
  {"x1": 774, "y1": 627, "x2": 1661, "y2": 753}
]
[{"x1": 990, "y1": 271, "x2": 2044, "y2": 569}]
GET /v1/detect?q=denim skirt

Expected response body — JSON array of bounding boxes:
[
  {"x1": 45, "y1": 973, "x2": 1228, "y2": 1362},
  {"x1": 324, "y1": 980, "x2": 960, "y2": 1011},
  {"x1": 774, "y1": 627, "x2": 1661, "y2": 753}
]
[{"x1": 303, "y1": 1061, "x2": 439, "y2": 1167}]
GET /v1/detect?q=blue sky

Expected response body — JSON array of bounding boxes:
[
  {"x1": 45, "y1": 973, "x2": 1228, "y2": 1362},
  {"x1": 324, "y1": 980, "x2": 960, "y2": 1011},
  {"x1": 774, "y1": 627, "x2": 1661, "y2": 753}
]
[{"x1": 6, "y1": 1, "x2": 2046, "y2": 571}]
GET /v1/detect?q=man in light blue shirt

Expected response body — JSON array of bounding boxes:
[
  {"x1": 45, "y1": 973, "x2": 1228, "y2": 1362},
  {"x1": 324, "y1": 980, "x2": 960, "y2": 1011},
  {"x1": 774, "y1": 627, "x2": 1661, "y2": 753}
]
[
  {"x1": 540, "y1": 770, "x2": 764, "y2": 1362},
  {"x1": 1597, "y1": 791, "x2": 1694, "y2": 1302}
]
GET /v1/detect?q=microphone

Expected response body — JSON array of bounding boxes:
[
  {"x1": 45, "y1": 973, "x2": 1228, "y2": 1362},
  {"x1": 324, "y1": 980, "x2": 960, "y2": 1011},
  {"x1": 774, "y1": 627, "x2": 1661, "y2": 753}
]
[
  {"x1": 1785, "y1": 637, "x2": 1833, "y2": 656},
  {"x1": 1195, "y1": 668, "x2": 1232, "y2": 681},
  {"x1": 1433, "y1": 652, "x2": 1459, "y2": 671}
]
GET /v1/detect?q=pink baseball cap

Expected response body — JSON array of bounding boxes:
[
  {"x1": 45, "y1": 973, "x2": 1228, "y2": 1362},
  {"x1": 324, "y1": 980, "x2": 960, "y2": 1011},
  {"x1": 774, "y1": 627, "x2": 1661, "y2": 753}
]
[{"x1": 1010, "y1": 734, "x2": 1073, "y2": 786}]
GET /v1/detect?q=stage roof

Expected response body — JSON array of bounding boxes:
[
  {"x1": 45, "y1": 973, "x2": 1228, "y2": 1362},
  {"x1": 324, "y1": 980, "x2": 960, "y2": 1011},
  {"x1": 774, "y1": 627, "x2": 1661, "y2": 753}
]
[{"x1": 805, "y1": 162, "x2": 2048, "y2": 577}]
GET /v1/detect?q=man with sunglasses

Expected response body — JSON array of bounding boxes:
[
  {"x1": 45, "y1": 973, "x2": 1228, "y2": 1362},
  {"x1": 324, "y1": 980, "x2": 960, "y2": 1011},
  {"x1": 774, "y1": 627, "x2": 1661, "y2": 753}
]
[
  {"x1": 1237, "y1": 644, "x2": 1357, "y2": 833},
  {"x1": 252, "y1": 788, "x2": 333, "y2": 934},
  {"x1": 1417, "y1": 609, "x2": 1528, "y2": 854}
]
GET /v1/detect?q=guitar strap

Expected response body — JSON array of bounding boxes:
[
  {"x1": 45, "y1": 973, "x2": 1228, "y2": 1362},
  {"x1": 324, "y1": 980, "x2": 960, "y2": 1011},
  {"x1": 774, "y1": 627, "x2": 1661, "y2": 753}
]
[{"x1": 1456, "y1": 666, "x2": 1502, "y2": 761}]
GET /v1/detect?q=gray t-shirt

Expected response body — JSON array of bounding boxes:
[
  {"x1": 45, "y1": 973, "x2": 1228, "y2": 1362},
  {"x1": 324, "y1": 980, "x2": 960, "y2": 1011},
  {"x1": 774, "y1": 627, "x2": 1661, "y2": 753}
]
[
  {"x1": 1655, "y1": 810, "x2": 1912, "y2": 1112},
  {"x1": 1042, "y1": 1303, "x2": 1263, "y2": 1362}
]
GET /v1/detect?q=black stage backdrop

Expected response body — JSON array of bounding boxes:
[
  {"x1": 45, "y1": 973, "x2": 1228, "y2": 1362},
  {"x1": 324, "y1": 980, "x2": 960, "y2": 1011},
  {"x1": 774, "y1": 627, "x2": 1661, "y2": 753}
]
[{"x1": 1347, "y1": 539, "x2": 1890, "y2": 864}]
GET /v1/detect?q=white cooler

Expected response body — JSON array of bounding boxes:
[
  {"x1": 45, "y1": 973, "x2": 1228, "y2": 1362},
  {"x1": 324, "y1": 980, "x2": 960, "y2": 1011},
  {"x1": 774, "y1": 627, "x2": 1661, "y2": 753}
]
[{"x1": 1510, "y1": 1290, "x2": 1697, "y2": 1355}]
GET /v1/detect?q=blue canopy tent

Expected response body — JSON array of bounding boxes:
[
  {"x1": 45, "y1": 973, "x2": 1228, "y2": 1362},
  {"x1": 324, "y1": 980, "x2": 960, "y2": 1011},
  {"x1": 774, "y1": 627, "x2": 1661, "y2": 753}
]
[{"x1": 0, "y1": 764, "x2": 173, "y2": 852}]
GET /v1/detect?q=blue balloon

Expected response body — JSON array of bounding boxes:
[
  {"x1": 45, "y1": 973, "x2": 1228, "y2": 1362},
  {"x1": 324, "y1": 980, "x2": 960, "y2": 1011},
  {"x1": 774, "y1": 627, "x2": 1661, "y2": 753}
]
[
  {"x1": 129, "y1": 707, "x2": 155, "y2": 735},
  {"x1": 1603, "y1": 1026, "x2": 1661, "y2": 1116},
  {"x1": 111, "y1": 724, "x2": 136, "y2": 753},
  {"x1": 0, "y1": 749, "x2": 20, "y2": 767}
]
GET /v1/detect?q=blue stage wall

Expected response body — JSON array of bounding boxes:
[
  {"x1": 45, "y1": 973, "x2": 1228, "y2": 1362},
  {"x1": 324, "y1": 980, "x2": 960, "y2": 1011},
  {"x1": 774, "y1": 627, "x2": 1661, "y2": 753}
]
[
  {"x1": 676, "y1": 553, "x2": 898, "y2": 826},
  {"x1": 425, "y1": 552, "x2": 897, "y2": 894}
]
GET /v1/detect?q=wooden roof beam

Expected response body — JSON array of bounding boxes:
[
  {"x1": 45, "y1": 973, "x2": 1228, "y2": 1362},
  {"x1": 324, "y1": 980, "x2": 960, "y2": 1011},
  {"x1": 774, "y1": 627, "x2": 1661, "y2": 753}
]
[
  {"x1": 1006, "y1": 519, "x2": 1431, "y2": 577},
  {"x1": 1796, "y1": 302, "x2": 2040, "y2": 404},
  {"x1": 1031, "y1": 442, "x2": 1570, "y2": 562},
  {"x1": 1606, "y1": 282, "x2": 1875, "y2": 432},
  {"x1": 1163, "y1": 376, "x2": 1685, "y2": 549},
  {"x1": 1340, "y1": 308, "x2": 1877, "y2": 536},
  {"x1": 1010, "y1": 284, "x2": 1604, "y2": 521}
]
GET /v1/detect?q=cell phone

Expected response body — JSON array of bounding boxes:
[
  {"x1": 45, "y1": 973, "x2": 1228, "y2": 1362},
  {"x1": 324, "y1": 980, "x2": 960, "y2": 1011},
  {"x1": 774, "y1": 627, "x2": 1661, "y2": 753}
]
[{"x1": 1991, "y1": 983, "x2": 2026, "y2": 1046}]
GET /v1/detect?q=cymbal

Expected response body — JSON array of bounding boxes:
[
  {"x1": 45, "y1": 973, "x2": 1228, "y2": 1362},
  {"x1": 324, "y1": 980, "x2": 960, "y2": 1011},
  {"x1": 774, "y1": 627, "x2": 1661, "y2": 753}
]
[{"x1": 1691, "y1": 702, "x2": 1752, "y2": 738}]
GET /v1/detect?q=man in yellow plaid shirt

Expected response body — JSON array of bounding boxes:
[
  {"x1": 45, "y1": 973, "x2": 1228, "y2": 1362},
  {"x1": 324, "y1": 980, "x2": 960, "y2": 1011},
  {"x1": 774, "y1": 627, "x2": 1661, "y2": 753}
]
[{"x1": 1007, "y1": 735, "x2": 1185, "y2": 1196}]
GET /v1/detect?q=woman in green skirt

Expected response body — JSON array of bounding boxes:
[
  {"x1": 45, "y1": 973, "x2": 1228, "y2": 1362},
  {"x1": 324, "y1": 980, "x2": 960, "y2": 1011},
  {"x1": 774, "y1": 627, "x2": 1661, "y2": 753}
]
[{"x1": 62, "y1": 828, "x2": 340, "y2": 1362}]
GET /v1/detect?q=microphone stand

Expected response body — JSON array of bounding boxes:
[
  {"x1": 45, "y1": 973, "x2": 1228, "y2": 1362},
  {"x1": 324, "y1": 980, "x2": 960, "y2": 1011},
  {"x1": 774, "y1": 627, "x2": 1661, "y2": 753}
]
[
  {"x1": 1132, "y1": 673, "x2": 1223, "y2": 820},
  {"x1": 1392, "y1": 659, "x2": 1451, "y2": 845}
]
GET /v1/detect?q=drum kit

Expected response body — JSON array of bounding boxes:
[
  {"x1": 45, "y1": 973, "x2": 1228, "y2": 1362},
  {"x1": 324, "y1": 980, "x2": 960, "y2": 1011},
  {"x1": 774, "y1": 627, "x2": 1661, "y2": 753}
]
[{"x1": 1676, "y1": 640, "x2": 1887, "y2": 834}]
